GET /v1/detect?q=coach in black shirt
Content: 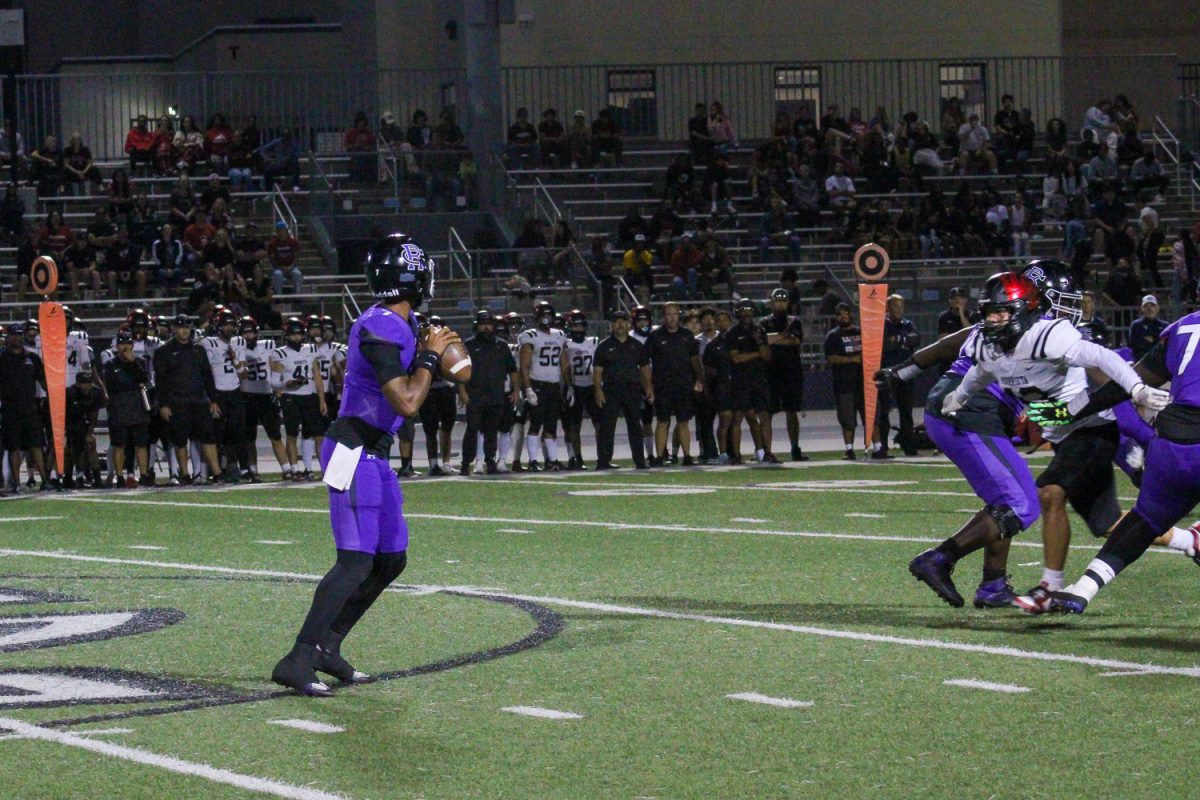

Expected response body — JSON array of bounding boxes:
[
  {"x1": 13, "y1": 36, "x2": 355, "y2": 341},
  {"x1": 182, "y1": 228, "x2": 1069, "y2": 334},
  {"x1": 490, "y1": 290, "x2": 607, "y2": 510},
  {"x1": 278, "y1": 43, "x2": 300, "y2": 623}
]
[
  {"x1": 878, "y1": 294, "x2": 920, "y2": 456},
  {"x1": 593, "y1": 310, "x2": 649, "y2": 469},
  {"x1": 0, "y1": 324, "x2": 48, "y2": 489},
  {"x1": 824, "y1": 303, "x2": 864, "y2": 460},
  {"x1": 1129, "y1": 294, "x2": 1167, "y2": 361},
  {"x1": 152, "y1": 314, "x2": 222, "y2": 483},
  {"x1": 640, "y1": 302, "x2": 702, "y2": 466},
  {"x1": 460, "y1": 310, "x2": 518, "y2": 475},
  {"x1": 936, "y1": 286, "x2": 971, "y2": 373},
  {"x1": 727, "y1": 298, "x2": 772, "y2": 464},
  {"x1": 761, "y1": 287, "x2": 807, "y2": 461}
]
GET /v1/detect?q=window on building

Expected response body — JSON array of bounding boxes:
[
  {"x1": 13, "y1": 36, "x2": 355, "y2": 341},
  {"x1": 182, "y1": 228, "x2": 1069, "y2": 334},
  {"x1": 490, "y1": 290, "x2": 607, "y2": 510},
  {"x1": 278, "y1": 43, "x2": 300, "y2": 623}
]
[
  {"x1": 774, "y1": 66, "x2": 822, "y2": 125},
  {"x1": 606, "y1": 69, "x2": 656, "y2": 137},
  {"x1": 939, "y1": 63, "x2": 987, "y2": 123}
]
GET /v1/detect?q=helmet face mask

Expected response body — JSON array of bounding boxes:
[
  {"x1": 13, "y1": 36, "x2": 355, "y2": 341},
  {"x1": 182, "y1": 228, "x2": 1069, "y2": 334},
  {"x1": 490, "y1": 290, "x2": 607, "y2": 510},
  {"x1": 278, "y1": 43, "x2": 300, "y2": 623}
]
[
  {"x1": 535, "y1": 301, "x2": 555, "y2": 330},
  {"x1": 1022, "y1": 259, "x2": 1082, "y2": 325},
  {"x1": 568, "y1": 310, "x2": 588, "y2": 342},
  {"x1": 979, "y1": 272, "x2": 1040, "y2": 352}
]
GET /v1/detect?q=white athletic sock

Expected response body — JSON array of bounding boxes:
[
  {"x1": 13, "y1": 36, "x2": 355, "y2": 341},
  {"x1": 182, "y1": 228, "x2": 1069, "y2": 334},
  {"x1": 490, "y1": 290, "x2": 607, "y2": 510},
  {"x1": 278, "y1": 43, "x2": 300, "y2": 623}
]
[
  {"x1": 166, "y1": 448, "x2": 178, "y2": 477},
  {"x1": 566, "y1": 442, "x2": 576, "y2": 460},
  {"x1": 844, "y1": 443, "x2": 853, "y2": 452},
  {"x1": 545, "y1": 438, "x2": 559, "y2": 463},
  {"x1": 189, "y1": 442, "x2": 203, "y2": 478},
  {"x1": 301, "y1": 439, "x2": 314, "y2": 471},
  {"x1": 644, "y1": 434, "x2": 655, "y2": 456},
  {"x1": 526, "y1": 434, "x2": 540, "y2": 463},
  {"x1": 499, "y1": 432, "x2": 511, "y2": 464},
  {"x1": 755, "y1": 448, "x2": 765, "y2": 463},
  {"x1": 1064, "y1": 558, "x2": 1116, "y2": 602},
  {"x1": 1167, "y1": 526, "x2": 1198, "y2": 555},
  {"x1": 1041, "y1": 568, "x2": 1065, "y2": 591},
  {"x1": 476, "y1": 433, "x2": 484, "y2": 465},
  {"x1": 282, "y1": 462, "x2": 293, "y2": 475}
]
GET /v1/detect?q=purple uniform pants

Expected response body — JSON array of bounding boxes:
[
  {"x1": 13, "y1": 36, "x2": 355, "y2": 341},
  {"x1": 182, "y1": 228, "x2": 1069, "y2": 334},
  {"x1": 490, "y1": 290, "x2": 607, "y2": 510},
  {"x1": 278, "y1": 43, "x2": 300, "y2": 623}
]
[
  {"x1": 321, "y1": 438, "x2": 408, "y2": 554},
  {"x1": 924, "y1": 413, "x2": 1040, "y2": 530},
  {"x1": 1131, "y1": 436, "x2": 1200, "y2": 533}
]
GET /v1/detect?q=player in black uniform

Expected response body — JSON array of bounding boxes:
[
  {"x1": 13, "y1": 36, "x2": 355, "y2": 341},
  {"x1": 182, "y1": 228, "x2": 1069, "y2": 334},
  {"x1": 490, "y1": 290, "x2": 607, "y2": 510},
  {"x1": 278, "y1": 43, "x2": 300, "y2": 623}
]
[
  {"x1": 593, "y1": 310, "x2": 650, "y2": 470},
  {"x1": 461, "y1": 309, "x2": 519, "y2": 475},
  {"x1": 760, "y1": 287, "x2": 809, "y2": 461},
  {"x1": 640, "y1": 302, "x2": 703, "y2": 466},
  {"x1": 700, "y1": 308, "x2": 734, "y2": 463},
  {"x1": 878, "y1": 294, "x2": 920, "y2": 457},
  {"x1": 726, "y1": 297, "x2": 773, "y2": 464}
]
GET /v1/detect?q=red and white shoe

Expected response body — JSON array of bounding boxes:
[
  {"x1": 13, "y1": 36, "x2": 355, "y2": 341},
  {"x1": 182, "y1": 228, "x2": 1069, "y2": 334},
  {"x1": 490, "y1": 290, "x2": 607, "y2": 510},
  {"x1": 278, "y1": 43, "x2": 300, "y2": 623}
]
[
  {"x1": 1188, "y1": 525, "x2": 1200, "y2": 566},
  {"x1": 1013, "y1": 581, "x2": 1055, "y2": 615}
]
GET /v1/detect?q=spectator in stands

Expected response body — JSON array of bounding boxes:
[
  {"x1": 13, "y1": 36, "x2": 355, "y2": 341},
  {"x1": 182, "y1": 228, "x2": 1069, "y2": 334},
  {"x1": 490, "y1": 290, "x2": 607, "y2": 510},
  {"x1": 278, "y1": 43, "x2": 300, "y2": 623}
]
[
  {"x1": 29, "y1": 135, "x2": 63, "y2": 197},
  {"x1": 205, "y1": 114, "x2": 235, "y2": 174},
  {"x1": 546, "y1": 218, "x2": 574, "y2": 286},
  {"x1": 39, "y1": 209, "x2": 73, "y2": 265},
  {"x1": 538, "y1": 108, "x2": 566, "y2": 167},
  {"x1": 706, "y1": 152, "x2": 735, "y2": 216},
  {"x1": 62, "y1": 232, "x2": 99, "y2": 298},
  {"x1": 267, "y1": 220, "x2": 302, "y2": 296},
  {"x1": 1009, "y1": 191, "x2": 1031, "y2": 258},
  {"x1": 344, "y1": 110, "x2": 377, "y2": 183},
  {"x1": 707, "y1": 101, "x2": 736, "y2": 158},
  {"x1": 187, "y1": 262, "x2": 223, "y2": 317},
  {"x1": 664, "y1": 153, "x2": 697, "y2": 211},
  {"x1": 512, "y1": 218, "x2": 547, "y2": 285},
  {"x1": 1092, "y1": 184, "x2": 1127, "y2": 262},
  {"x1": 956, "y1": 114, "x2": 997, "y2": 175},
  {"x1": 218, "y1": 257, "x2": 249, "y2": 312},
  {"x1": 127, "y1": 191, "x2": 158, "y2": 253},
  {"x1": 623, "y1": 234, "x2": 654, "y2": 302},
  {"x1": 246, "y1": 262, "x2": 278, "y2": 328},
  {"x1": 1013, "y1": 108, "x2": 1036, "y2": 173},
  {"x1": 61, "y1": 133, "x2": 101, "y2": 195},
  {"x1": 587, "y1": 234, "x2": 616, "y2": 314},
  {"x1": 686, "y1": 102, "x2": 714, "y2": 165},
  {"x1": 1113, "y1": 93, "x2": 1139, "y2": 128},
  {"x1": 616, "y1": 205, "x2": 649, "y2": 249},
  {"x1": 152, "y1": 223, "x2": 184, "y2": 288},
  {"x1": 377, "y1": 111, "x2": 403, "y2": 182},
  {"x1": 200, "y1": 173, "x2": 231, "y2": 216},
  {"x1": 108, "y1": 168, "x2": 134, "y2": 222},
  {"x1": 174, "y1": 115, "x2": 206, "y2": 174},
  {"x1": 1083, "y1": 99, "x2": 1120, "y2": 149},
  {"x1": 983, "y1": 190, "x2": 1010, "y2": 255},
  {"x1": 235, "y1": 222, "x2": 266, "y2": 280},
  {"x1": 649, "y1": 200, "x2": 684, "y2": 262},
  {"x1": 1130, "y1": 150, "x2": 1168, "y2": 203},
  {"x1": 696, "y1": 235, "x2": 737, "y2": 299},
  {"x1": 790, "y1": 163, "x2": 821, "y2": 228},
  {"x1": 106, "y1": 227, "x2": 146, "y2": 298},
  {"x1": 567, "y1": 109, "x2": 591, "y2": 168},
  {"x1": 406, "y1": 109, "x2": 432, "y2": 150},
  {"x1": 1079, "y1": 291, "x2": 1109, "y2": 342},
  {"x1": 940, "y1": 97, "x2": 965, "y2": 154},
  {"x1": 124, "y1": 115, "x2": 155, "y2": 174},
  {"x1": 507, "y1": 107, "x2": 538, "y2": 167},
  {"x1": 1062, "y1": 158, "x2": 1087, "y2": 200},
  {"x1": 258, "y1": 131, "x2": 301, "y2": 191},
  {"x1": 202, "y1": 227, "x2": 237, "y2": 275},
  {"x1": 0, "y1": 184, "x2": 23, "y2": 244},
  {"x1": 169, "y1": 174, "x2": 198, "y2": 228},
  {"x1": 910, "y1": 120, "x2": 944, "y2": 175},
  {"x1": 1045, "y1": 117, "x2": 1069, "y2": 163},
  {"x1": 669, "y1": 233, "x2": 702, "y2": 298},
  {"x1": 152, "y1": 116, "x2": 176, "y2": 175},
  {"x1": 182, "y1": 215, "x2": 216, "y2": 274},
  {"x1": 1103, "y1": 257, "x2": 1142, "y2": 312},
  {"x1": 759, "y1": 195, "x2": 801, "y2": 263},
  {"x1": 1042, "y1": 161, "x2": 1067, "y2": 226},
  {"x1": 992, "y1": 94, "x2": 1019, "y2": 165},
  {"x1": 87, "y1": 207, "x2": 117, "y2": 257},
  {"x1": 1129, "y1": 295, "x2": 1166, "y2": 361},
  {"x1": 207, "y1": 198, "x2": 233, "y2": 234},
  {"x1": 1172, "y1": 229, "x2": 1198, "y2": 304},
  {"x1": 749, "y1": 151, "x2": 772, "y2": 209},
  {"x1": 824, "y1": 160, "x2": 857, "y2": 213},
  {"x1": 15, "y1": 226, "x2": 41, "y2": 302},
  {"x1": 1136, "y1": 203, "x2": 1165, "y2": 289},
  {"x1": 238, "y1": 115, "x2": 261, "y2": 153},
  {"x1": 1116, "y1": 120, "x2": 1143, "y2": 167},
  {"x1": 226, "y1": 130, "x2": 258, "y2": 192},
  {"x1": 591, "y1": 107, "x2": 623, "y2": 166},
  {"x1": 434, "y1": 107, "x2": 466, "y2": 149}
]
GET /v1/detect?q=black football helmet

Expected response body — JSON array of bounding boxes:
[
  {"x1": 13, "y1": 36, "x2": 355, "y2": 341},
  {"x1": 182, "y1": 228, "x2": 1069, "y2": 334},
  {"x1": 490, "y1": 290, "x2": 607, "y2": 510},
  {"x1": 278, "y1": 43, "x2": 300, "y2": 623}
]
[
  {"x1": 506, "y1": 311, "x2": 525, "y2": 334},
  {"x1": 239, "y1": 315, "x2": 259, "y2": 335},
  {"x1": 305, "y1": 314, "x2": 322, "y2": 333},
  {"x1": 631, "y1": 304, "x2": 652, "y2": 333},
  {"x1": 1022, "y1": 258, "x2": 1082, "y2": 325},
  {"x1": 127, "y1": 308, "x2": 150, "y2": 335},
  {"x1": 320, "y1": 315, "x2": 336, "y2": 333},
  {"x1": 568, "y1": 308, "x2": 588, "y2": 342},
  {"x1": 979, "y1": 271, "x2": 1041, "y2": 352},
  {"x1": 215, "y1": 307, "x2": 238, "y2": 330},
  {"x1": 427, "y1": 315, "x2": 444, "y2": 328},
  {"x1": 283, "y1": 316, "x2": 306, "y2": 339},
  {"x1": 474, "y1": 308, "x2": 495, "y2": 328},
  {"x1": 1076, "y1": 320, "x2": 1108, "y2": 347},
  {"x1": 61, "y1": 304, "x2": 75, "y2": 329},
  {"x1": 494, "y1": 316, "x2": 511, "y2": 340},
  {"x1": 365, "y1": 232, "x2": 434, "y2": 306},
  {"x1": 534, "y1": 301, "x2": 555, "y2": 331}
]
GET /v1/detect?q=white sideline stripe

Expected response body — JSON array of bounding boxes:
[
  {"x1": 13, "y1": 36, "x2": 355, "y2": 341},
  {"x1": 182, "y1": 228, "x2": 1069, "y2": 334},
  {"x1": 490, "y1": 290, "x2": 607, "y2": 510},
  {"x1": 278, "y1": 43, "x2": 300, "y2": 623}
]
[
  {"x1": 0, "y1": 516, "x2": 66, "y2": 523},
  {"x1": 0, "y1": 716, "x2": 348, "y2": 800},
  {"x1": 501, "y1": 706, "x2": 582, "y2": 720},
  {"x1": 268, "y1": 719, "x2": 344, "y2": 734},
  {"x1": 11, "y1": 499, "x2": 1189, "y2": 558},
  {"x1": 943, "y1": 679, "x2": 1031, "y2": 694},
  {"x1": 254, "y1": 540, "x2": 295, "y2": 546},
  {"x1": 127, "y1": 545, "x2": 166, "y2": 551},
  {"x1": 1100, "y1": 670, "x2": 1157, "y2": 677},
  {"x1": 1, "y1": 548, "x2": 1198, "y2": 679},
  {"x1": 75, "y1": 727, "x2": 135, "y2": 737},
  {"x1": 726, "y1": 692, "x2": 812, "y2": 708},
  {"x1": 844, "y1": 513, "x2": 886, "y2": 519},
  {"x1": 730, "y1": 517, "x2": 769, "y2": 523},
  {"x1": 496, "y1": 529, "x2": 531, "y2": 534}
]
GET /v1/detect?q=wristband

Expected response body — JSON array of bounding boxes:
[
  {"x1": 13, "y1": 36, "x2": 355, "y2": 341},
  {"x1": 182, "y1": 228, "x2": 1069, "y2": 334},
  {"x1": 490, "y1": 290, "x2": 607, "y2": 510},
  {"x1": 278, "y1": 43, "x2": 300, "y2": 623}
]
[
  {"x1": 895, "y1": 360, "x2": 921, "y2": 382},
  {"x1": 413, "y1": 350, "x2": 441, "y2": 377}
]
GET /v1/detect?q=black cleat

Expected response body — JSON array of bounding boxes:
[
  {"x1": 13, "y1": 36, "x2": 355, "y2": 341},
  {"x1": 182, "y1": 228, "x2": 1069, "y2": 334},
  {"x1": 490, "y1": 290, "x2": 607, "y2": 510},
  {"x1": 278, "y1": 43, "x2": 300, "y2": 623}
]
[
  {"x1": 314, "y1": 645, "x2": 369, "y2": 684},
  {"x1": 908, "y1": 549, "x2": 964, "y2": 608},
  {"x1": 791, "y1": 447, "x2": 810, "y2": 462},
  {"x1": 843, "y1": 450, "x2": 857, "y2": 461},
  {"x1": 271, "y1": 649, "x2": 333, "y2": 697},
  {"x1": 527, "y1": 460, "x2": 542, "y2": 472}
]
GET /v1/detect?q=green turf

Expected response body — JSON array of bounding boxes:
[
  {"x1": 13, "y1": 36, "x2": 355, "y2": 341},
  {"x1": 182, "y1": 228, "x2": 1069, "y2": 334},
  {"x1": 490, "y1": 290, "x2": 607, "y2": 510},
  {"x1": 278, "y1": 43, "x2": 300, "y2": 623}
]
[{"x1": 1, "y1": 456, "x2": 1198, "y2": 799}]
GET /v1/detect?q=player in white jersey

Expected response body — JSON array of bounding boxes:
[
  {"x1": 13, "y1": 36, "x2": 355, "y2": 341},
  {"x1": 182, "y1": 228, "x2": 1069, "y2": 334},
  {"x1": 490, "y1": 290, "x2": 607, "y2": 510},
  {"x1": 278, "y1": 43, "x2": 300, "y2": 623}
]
[
  {"x1": 943, "y1": 272, "x2": 1170, "y2": 612},
  {"x1": 314, "y1": 315, "x2": 347, "y2": 427},
  {"x1": 238, "y1": 315, "x2": 289, "y2": 481},
  {"x1": 518, "y1": 301, "x2": 568, "y2": 470},
  {"x1": 201, "y1": 307, "x2": 248, "y2": 481},
  {"x1": 561, "y1": 309, "x2": 599, "y2": 470},
  {"x1": 495, "y1": 312, "x2": 523, "y2": 472},
  {"x1": 270, "y1": 316, "x2": 327, "y2": 480}
]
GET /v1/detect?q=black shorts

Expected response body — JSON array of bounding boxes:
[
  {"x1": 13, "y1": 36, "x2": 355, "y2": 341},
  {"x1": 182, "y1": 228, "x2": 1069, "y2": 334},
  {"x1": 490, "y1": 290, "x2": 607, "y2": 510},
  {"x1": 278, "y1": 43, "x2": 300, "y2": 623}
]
[
  {"x1": 640, "y1": 398, "x2": 654, "y2": 426},
  {"x1": 731, "y1": 375, "x2": 770, "y2": 413},
  {"x1": 279, "y1": 393, "x2": 324, "y2": 438},
  {"x1": 212, "y1": 389, "x2": 246, "y2": 447},
  {"x1": 324, "y1": 391, "x2": 339, "y2": 424},
  {"x1": 564, "y1": 385, "x2": 597, "y2": 428},
  {"x1": 1037, "y1": 422, "x2": 1121, "y2": 535},
  {"x1": 834, "y1": 388, "x2": 865, "y2": 431},
  {"x1": 526, "y1": 380, "x2": 562, "y2": 436},
  {"x1": 110, "y1": 423, "x2": 150, "y2": 448},
  {"x1": 242, "y1": 392, "x2": 282, "y2": 442},
  {"x1": 500, "y1": 399, "x2": 517, "y2": 432},
  {"x1": 420, "y1": 386, "x2": 457, "y2": 432},
  {"x1": 653, "y1": 382, "x2": 695, "y2": 422},
  {"x1": 708, "y1": 383, "x2": 733, "y2": 413},
  {"x1": 398, "y1": 417, "x2": 415, "y2": 444},
  {"x1": 767, "y1": 370, "x2": 804, "y2": 414},
  {"x1": 163, "y1": 402, "x2": 216, "y2": 447},
  {"x1": 2, "y1": 410, "x2": 42, "y2": 451}
]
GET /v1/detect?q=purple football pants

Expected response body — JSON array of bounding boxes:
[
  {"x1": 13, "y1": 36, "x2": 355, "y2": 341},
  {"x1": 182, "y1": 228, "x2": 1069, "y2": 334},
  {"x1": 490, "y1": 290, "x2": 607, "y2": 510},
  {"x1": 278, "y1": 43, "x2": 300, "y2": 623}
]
[
  {"x1": 321, "y1": 438, "x2": 408, "y2": 554},
  {"x1": 1131, "y1": 436, "x2": 1200, "y2": 533}
]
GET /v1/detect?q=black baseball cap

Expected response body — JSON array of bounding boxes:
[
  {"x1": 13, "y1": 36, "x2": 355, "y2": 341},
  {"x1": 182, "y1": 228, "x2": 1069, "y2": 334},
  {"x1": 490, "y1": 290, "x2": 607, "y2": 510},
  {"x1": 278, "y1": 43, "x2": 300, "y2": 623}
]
[
  {"x1": 949, "y1": 286, "x2": 967, "y2": 299},
  {"x1": 610, "y1": 310, "x2": 630, "y2": 321},
  {"x1": 770, "y1": 288, "x2": 790, "y2": 302},
  {"x1": 76, "y1": 370, "x2": 94, "y2": 382},
  {"x1": 172, "y1": 313, "x2": 193, "y2": 327}
]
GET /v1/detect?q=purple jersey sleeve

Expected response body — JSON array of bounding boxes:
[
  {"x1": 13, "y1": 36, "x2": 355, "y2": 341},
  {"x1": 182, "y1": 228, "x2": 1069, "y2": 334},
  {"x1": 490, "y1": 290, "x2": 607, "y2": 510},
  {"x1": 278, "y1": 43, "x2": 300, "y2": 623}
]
[
  {"x1": 1163, "y1": 312, "x2": 1200, "y2": 407},
  {"x1": 338, "y1": 306, "x2": 419, "y2": 435}
]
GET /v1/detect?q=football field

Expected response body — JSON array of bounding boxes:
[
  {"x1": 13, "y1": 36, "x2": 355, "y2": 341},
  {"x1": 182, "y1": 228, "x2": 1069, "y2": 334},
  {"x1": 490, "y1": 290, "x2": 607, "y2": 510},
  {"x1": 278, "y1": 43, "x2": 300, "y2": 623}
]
[{"x1": 1, "y1": 456, "x2": 1198, "y2": 799}]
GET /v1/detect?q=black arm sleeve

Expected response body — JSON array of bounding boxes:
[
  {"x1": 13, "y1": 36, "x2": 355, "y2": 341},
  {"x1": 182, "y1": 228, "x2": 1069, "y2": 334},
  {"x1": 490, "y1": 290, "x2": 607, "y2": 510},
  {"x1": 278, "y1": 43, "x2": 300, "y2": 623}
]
[
  {"x1": 360, "y1": 341, "x2": 406, "y2": 385},
  {"x1": 911, "y1": 325, "x2": 973, "y2": 370},
  {"x1": 198, "y1": 350, "x2": 217, "y2": 401},
  {"x1": 1072, "y1": 380, "x2": 1132, "y2": 419},
  {"x1": 1137, "y1": 339, "x2": 1170, "y2": 386}
]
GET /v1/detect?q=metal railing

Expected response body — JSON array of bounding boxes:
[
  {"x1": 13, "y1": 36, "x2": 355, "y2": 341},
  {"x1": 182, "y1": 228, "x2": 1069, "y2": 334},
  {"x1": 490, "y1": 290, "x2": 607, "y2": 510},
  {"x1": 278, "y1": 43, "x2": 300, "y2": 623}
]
[
  {"x1": 340, "y1": 283, "x2": 363, "y2": 329},
  {"x1": 531, "y1": 177, "x2": 564, "y2": 226},
  {"x1": 271, "y1": 182, "x2": 298, "y2": 235},
  {"x1": 1152, "y1": 115, "x2": 1182, "y2": 189},
  {"x1": 446, "y1": 226, "x2": 476, "y2": 307}
]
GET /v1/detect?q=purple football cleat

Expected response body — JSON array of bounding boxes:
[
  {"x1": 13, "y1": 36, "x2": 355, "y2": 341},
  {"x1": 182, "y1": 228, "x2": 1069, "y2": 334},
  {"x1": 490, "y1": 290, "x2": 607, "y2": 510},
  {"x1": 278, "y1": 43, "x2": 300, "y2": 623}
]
[
  {"x1": 973, "y1": 576, "x2": 1017, "y2": 609},
  {"x1": 909, "y1": 549, "x2": 964, "y2": 608}
]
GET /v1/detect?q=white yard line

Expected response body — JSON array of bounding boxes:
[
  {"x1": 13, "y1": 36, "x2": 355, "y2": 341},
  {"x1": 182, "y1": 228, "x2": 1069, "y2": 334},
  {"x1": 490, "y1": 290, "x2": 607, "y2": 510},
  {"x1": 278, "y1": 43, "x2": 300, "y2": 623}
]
[
  {"x1": 0, "y1": 516, "x2": 66, "y2": 523},
  {"x1": 0, "y1": 548, "x2": 1197, "y2": 680},
  {"x1": 943, "y1": 679, "x2": 1031, "y2": 694},
  {"x1": 268, "y1": 719, "x2": 344, "y2": 734},
  {"x1": 501, "y1": 706, "x2": 582, "y2": 720},
  {"x1": 0, "y1": 716, "x2": 348, "y2": 800},
  {"x1": 126, "y1": 546, "x2": 166, "y2": 551},
  {"x1": 844, "y1": 513, "x2": 886, "y2": 519},
  {"x1": 725, "y1": 692, "x2": 812, "y2": 708},
  {"x1": 730, "y1": 517, "x2": 769, "y2": 523},
  {"x1": 74, "y1": 727, "x2": 136, "y2": 737},
  {"x1": 254, "y1": 541, "x2": 295, "y2": 546},
  {"x1": 496, "y1": 529, "x2": 531, "y2": 534}
]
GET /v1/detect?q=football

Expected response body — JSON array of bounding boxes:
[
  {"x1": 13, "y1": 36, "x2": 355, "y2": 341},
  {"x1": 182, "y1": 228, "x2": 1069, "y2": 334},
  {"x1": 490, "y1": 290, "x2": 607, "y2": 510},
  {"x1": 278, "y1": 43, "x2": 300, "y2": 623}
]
[{"x1": 439, "y1": 338, "x2": 472, "y2": 383}]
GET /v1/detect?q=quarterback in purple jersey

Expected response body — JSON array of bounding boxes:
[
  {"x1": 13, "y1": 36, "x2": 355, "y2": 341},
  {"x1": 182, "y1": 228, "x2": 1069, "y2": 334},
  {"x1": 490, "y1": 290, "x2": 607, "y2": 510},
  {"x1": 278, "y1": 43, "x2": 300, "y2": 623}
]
[
  {"x1": 271, "y1": 233, "x2": 462, "y2": 696},
  {"x1": 1048, "y1": 308, "x2": 1200, "y2": 613}
]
